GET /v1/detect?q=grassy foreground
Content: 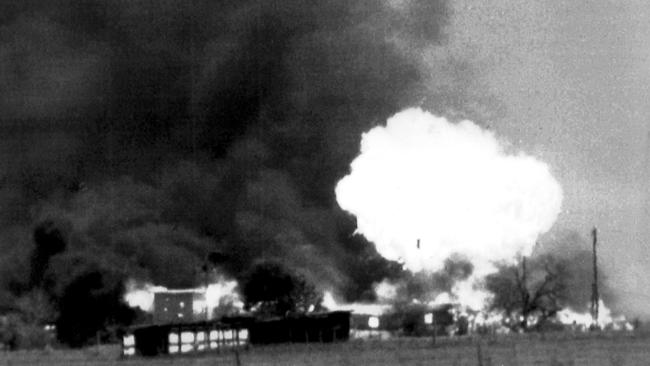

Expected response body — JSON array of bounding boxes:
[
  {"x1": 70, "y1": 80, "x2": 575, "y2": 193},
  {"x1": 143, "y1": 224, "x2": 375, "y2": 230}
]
[{"x1": 2, "y1": 331, "x2": 650, "y2": 366}]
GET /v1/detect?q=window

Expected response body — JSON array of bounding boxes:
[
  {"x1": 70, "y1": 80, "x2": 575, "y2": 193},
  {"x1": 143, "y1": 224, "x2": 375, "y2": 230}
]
[{"x1": 122, "y1": 334, "x2": 135, "y2": 356}]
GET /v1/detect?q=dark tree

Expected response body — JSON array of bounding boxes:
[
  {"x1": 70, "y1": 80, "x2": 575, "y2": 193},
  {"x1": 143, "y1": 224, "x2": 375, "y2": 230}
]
[
  {"x1": 241, "y1": 261, "x2": 322, "y2": 317},
  {"x1": 45, "y1": 254, "x2": 136, "y2": 347},
  {"x1": 30, "y1": 219, "x2": 70, "y2": 288},
  {"x1": 0, "y1": 291, "x2": 56, "y2": 350},
  {"x1": 485, "y1": 254, "x2": 570, "y2": 331}
]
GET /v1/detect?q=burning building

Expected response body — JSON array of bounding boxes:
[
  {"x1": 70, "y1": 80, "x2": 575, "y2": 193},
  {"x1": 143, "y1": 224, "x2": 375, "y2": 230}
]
[
  {"x1": 349, "y1": 304, "x2": 456, "y2": 338},
  {"x1": 122, "y1": 318, "x2": 250, "y2": 357},
  {"x1": 153, "y1": 289, "x2": 204, "y2": 324},
  {"x1": 123, "y1": 277, "x2": 352, "y2": 356},
  {"x1": 121, "y1": 311, "x2": 351, "y2": 357}
]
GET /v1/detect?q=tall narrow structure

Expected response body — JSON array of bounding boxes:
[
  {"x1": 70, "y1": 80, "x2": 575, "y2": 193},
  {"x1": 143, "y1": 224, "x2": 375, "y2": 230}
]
[
  {"x1": 638, "y1": 131, "x2": 650, "y2": 252},
  {"x1": 590, "y1": 227, "x2": 599, "y2": 326}
]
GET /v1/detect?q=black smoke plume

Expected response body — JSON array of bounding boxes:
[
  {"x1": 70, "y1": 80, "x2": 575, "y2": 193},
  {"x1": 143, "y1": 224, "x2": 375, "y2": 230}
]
[
  {"x1": 381, "y1": 255, "x2": 475, "y2": 304},
  {"x1": 0, "y1": 0, "x2": 458, "y2": 343}
]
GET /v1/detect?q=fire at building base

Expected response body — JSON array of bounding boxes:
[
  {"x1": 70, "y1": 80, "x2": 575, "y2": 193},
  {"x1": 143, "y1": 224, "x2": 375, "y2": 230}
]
[
  {"x1": 121, "y1": 288, "x2": 352, "y2": 357},
  {"x1": 121, "y1": 282, "x2": 635, "y2": 358},
  {"x1": 122, "y1": 312, "x2": 351, "y2": 357}
]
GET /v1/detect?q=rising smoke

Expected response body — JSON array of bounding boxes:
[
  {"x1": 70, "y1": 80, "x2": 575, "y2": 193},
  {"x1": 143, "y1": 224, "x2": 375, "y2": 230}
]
[{"x1": 0, "y1": 0, "x2": 458, "y2": 314}]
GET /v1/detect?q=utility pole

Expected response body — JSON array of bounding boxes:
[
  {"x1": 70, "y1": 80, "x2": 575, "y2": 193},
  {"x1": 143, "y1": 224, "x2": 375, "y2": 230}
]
[
  {"x1": 202, "y1": 259, "x2": 210, "y2": 321},
  {"x1": 520, "y1": 255, "x2": 528, "y2": 330},
  {"x1": 590, "y1": 227, "x2": 599, "y2": 328}
]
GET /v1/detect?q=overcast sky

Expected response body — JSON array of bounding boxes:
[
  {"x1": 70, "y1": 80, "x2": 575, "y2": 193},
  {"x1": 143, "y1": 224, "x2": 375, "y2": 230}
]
[{"x1": 440, "y1": 1, "x2": 650, "y2": 316}]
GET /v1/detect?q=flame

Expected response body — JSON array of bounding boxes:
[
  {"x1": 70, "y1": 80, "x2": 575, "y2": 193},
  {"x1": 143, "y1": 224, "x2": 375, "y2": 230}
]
[
  {"x1": 431, "y1": 292, "x2": 452, "y2": 305},
  {"x1": 426, "y1": 278, "x2": 492, "y2": 311},
  {"x1": 123, "y1": 277, "x2": 243, "y2": 318},
  {"x1": 374, "y1": 280, "x2": 398, "y2": 301},
  {"x1": 448, "y1": 277, "x2": 493, "y2": 311},
  {"x1": 471, "y1": 311, "x2": 507, "y2": 328},
  {"x1": 194, "y1": 277, "x2": 244, "y2": 319},
  {"x1": 336, "y1": 108, "x2": 563, "y2": 275},
  {"x1": 124, "y1": 280, "x2": 167, "y2": 312},
  {"x1": 557, "y1": 300, "x2": 632, "y2": 331},
  {"x1": 322, "y1": 291, "x2": 391, "y2": 316}
]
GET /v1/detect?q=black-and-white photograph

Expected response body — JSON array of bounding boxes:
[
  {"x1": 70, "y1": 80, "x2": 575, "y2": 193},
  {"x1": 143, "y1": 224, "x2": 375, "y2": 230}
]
[{"x1": 0, "y1": 1, "x2": 648, "y2": 365}]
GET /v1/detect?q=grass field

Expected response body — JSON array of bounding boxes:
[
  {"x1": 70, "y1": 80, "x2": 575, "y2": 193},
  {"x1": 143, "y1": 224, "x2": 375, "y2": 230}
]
[{"x1": 2, "y1": 331, "x2": 650, "y2": 366}]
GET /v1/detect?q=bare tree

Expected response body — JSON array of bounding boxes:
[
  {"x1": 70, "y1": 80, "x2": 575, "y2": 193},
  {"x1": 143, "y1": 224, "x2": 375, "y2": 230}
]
[{"x1": 485, "y1": 254, "x2": 569, "y2": 331}]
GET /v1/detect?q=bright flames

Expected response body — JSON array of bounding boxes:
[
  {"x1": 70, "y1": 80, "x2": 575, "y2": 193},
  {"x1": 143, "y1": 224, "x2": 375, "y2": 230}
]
[
  {"x1": 322, "y1": 291, "x2": 391, "y2": 316},
  {"x1": 557, "y1": 300, "x2": 633, "y2": 331},
  {"x1": 124, "y1": 281, "x2": 167, "y2": 312},
  {"x1": 124, "y1": 277, "x2": 243, "y2": 318}
]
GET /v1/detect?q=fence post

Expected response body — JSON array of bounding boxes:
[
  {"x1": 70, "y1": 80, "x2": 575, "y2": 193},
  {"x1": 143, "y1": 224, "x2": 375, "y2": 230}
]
[{"x1": 234, "y1": 348, "x2": 241, "y2": 366}]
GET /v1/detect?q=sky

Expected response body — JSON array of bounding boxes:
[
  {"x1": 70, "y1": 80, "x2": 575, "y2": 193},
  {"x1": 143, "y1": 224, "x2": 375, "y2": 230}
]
[{"x1": 440, "y1": 1, "x2": 650, "y2": 316}]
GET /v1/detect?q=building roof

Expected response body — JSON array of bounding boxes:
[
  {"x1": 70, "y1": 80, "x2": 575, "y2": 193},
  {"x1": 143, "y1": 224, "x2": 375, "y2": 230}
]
[{"x1": 152, "y1": 289, "x2": 204, "y2": 294}]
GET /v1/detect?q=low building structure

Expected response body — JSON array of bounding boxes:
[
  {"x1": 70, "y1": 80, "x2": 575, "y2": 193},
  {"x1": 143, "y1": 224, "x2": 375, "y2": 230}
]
[
  {"x1": 122, "y1": 311, "x2": 351, "y2": 357},
  {"x1": 122, "y1": 318, "x2": 250, "y2": 357}
]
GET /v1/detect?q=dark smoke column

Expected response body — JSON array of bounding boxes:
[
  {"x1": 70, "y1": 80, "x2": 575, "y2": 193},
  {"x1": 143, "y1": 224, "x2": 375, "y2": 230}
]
[{"x1": 0, "y1": 0, "x2": 460, "y2": 347}]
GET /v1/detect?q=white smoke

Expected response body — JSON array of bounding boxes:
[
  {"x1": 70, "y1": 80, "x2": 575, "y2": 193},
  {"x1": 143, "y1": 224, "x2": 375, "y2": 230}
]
[{"x1": 336, "y1": 108, "x2": 562, "y2": 275}]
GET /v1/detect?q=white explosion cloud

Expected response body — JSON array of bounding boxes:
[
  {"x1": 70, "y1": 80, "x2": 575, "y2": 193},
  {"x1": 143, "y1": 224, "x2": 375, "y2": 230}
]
[{"x1": 336, "y1": 108, "x2": 562, "y2": 275}]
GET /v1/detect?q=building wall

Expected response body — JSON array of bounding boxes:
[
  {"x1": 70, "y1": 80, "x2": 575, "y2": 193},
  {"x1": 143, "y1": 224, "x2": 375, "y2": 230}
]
[
  {"x1": 128, "y1": 321, "x2": 250, "y2": 357},
  {"x1": 153, "y1": 292, "x2": 196, "y2": 324},
  {"x1": 123, "y1": 312, "x2": 350, "y2": 357},
  {"x1": 248, "y1": 311, "x2": 351, "y2": 344}
]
